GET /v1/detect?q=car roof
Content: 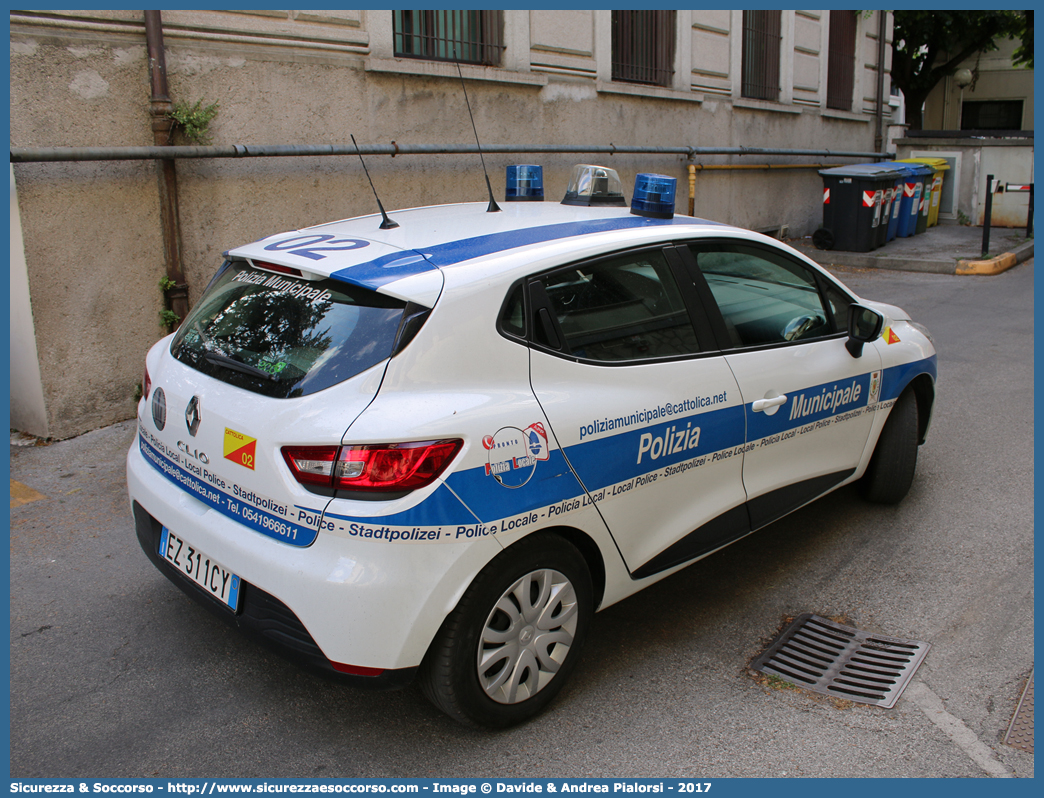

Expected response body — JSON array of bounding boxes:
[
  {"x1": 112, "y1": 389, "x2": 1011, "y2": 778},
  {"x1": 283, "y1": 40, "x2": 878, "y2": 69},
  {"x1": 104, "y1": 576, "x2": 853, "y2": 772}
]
[{"x1": 226, "y1": 201, "x2": 761, "y2": 306}]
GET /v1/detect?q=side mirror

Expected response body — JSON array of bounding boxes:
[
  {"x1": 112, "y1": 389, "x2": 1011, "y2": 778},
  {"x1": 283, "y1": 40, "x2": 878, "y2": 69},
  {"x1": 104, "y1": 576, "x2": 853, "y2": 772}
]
[{"x1": 846, "y1": 304, "x2": 883, "y2": 357}]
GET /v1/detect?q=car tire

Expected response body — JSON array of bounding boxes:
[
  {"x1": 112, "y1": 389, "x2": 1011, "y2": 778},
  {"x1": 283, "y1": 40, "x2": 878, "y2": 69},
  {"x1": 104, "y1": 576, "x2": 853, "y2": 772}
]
[
  {"x1": 860, "y1": 389, "x2": 918, "y2": 504},
  {"x1": 420, "y1": 534, "x2": 593, "y2": 728}
]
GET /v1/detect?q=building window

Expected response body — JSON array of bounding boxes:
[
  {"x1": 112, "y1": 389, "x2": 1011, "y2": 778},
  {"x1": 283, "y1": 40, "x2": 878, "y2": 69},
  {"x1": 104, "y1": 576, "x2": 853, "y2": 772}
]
[
  {"x1": 741, "y1": 10, "x2": 781, "y2": 101},
  {"x1": 393, "y1": 10, "x2": 503, "y2": 66},
  {"x1": 826, "y1": 10, "x2": 857, "y2": 111},
  {"x1": 961, "y1": 100, "x2": 1024, "y2": 130},
  {"x1": 612, "y1": 10, "x2": 676, "y2": 88}
]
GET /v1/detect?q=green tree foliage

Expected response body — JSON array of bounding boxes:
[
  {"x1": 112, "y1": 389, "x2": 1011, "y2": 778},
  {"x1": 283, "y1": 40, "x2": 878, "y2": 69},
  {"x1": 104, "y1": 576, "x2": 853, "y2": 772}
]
[
  {"x1": 1012, "y1": 10, "x2": 1033, "y2": 69},
  {"x1": 892, "y1": 10, "x2": 1032, "y2": 130}
]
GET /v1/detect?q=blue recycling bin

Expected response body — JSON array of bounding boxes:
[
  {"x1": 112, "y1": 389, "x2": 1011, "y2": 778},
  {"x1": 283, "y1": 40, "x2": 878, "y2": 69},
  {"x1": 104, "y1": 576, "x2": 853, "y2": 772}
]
[
  {"x1": 892, "y1": 162, "x2": 933, "y2": 237},
  {"x1": 876, "y1": 162, "x2": 919, "y2": 242}
]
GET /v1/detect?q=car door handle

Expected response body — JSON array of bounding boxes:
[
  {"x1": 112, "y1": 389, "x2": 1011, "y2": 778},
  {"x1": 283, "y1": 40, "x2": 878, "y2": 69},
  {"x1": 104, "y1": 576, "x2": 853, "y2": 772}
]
[{"x1": 752, "y1": 395, "x2": 787, "y2": 413}]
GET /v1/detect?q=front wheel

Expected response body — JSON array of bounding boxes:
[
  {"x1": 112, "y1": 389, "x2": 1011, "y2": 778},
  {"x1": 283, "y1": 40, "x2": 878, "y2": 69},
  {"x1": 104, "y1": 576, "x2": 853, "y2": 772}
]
[
  {"x1": 420, "y1": 534, "x2": 593, "y2": 728},
  {"x1": 860, "y1": 389, "x2": 919, "y2": 504}
]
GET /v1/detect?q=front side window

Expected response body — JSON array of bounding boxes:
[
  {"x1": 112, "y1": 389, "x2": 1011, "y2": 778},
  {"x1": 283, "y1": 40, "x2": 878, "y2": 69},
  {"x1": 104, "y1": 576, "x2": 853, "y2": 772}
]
[
  {"x1": 821, "y1": 281, "x2": 854, "y2": 334},
  {"x1": 611, "y1": 10, "x2": 677, "y2": 88},
  {"x1": 170, "y1": 262, "x2": 407, "y2": 398},
  {"x1": 393, "y1": 10, "x2": 503, "y2": 66},
  {"x1": 689, "y1": 244, "x2": 843, "y2": 348},
  {"x1": 534, "y1": 249, "x2": 699, "y2": 363}
]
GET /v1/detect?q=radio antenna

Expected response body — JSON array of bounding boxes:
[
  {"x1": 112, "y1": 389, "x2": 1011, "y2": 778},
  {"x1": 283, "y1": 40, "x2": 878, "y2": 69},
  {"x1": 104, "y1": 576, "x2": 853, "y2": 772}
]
[
  {"x1": 455, "y1": 55, "x2": 501, "y2": 213},
  {"x1": 351, "y1": 134, "x2": 398, "y2": 230}
]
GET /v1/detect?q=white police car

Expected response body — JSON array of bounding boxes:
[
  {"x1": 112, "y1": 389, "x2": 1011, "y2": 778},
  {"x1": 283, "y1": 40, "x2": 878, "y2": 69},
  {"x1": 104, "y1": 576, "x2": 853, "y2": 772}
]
[{"x1": 127, "y1": 164, "x2": 936, "y2": 728}]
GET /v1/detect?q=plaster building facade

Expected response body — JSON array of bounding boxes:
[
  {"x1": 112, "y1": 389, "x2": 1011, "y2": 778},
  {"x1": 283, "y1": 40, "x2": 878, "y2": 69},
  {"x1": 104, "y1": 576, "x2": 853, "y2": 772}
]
[
  {"x1": 10, "y1": 9, "x2": 893, "y2": 438},
  {"x1": 894, "y1": 36, "x2": 1034, "y2": 228}
]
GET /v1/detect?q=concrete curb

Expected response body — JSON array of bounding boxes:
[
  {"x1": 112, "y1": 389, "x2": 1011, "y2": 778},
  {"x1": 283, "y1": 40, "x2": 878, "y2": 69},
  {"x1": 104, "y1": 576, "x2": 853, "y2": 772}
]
[
  {"x1": 956, "y1": 239, "x2": 1034, "y2": 276},
  {"x1": 793, "y1": 235, "x2": 1033, "y2": 276},
  {"x1": 796, "y1": 248, "x2": 957, "y2": 275}
]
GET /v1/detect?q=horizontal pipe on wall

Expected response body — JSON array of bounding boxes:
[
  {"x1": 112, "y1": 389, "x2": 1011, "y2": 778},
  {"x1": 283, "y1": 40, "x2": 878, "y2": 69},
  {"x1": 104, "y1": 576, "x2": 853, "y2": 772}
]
[
  {"x1": 690, "y1": 163, "x2": 832, "y2": 170},
  {"x1": 685, "y1": 162, "x2": 833, "y2": 214},
  {"x1": 10, "y1": 143, "x2": 894, "y2": 163}
]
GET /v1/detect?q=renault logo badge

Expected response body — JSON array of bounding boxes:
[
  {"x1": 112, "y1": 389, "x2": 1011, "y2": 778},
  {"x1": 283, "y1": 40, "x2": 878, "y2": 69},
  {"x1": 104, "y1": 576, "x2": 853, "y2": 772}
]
[
  {"x1": 185, "y1": 396, "x2": 201, "y2": 437},
  {"x1": 151, "y1": 387, "x2": 167, "y2": 431}
]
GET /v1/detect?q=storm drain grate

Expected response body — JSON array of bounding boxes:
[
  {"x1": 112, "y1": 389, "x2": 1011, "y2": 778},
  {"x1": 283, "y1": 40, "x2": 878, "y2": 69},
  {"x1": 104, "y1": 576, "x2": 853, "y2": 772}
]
[
  {"x1": 752, "y1": 613, "x2": 930, "y2": 708},
  {"x1": 1003, "y1": 670, "x2": 1033, "y2": 754}
]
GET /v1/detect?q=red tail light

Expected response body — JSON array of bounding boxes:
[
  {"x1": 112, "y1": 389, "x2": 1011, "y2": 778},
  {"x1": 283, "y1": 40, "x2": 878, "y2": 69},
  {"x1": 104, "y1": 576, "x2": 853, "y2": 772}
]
[
  {"x1": 252, "y1": 260, "x2": 303, "y2": 277},
  {"x1": 282, "y1": 439, "x2": 463, "y2": 493},
  {"x1": 143, "y1": 365, "x2": 152, "y2": 401},
  {"x1": 281, "y1": 446, "x2": 339, "y2": 487}
]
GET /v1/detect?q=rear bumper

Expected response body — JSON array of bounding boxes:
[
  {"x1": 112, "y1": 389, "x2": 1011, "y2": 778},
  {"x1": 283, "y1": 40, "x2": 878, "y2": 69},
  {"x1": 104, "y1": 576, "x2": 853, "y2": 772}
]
[
  {"x1": 133, "y1": 500, "x2": 417, "y2": 689},
  {"x1": 127, "y1": 425, "x2": 505, "y2": 677}
]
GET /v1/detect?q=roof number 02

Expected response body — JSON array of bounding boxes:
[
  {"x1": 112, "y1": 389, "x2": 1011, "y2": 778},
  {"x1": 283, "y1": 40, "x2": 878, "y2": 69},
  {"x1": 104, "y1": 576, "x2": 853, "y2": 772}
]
[{"x1": 264, "y1": 234, "x2": 370, "y2": 261}]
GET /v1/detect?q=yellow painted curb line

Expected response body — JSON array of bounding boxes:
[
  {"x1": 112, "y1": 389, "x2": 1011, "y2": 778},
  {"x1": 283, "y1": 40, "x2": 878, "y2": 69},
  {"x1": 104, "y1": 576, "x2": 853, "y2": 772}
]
[
  {"x1": 956, "y1": 252, "x2": 1018, "y2": 275},
  {"x1": 11, "y1": 479, "x2": 47, "y2": 508}
]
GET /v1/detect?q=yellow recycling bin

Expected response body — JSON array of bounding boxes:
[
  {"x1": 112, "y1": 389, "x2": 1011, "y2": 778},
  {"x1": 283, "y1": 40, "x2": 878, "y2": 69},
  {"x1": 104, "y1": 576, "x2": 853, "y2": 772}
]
[{"x1": 898, "y1": 157, "x2": 950, "y2": 227}]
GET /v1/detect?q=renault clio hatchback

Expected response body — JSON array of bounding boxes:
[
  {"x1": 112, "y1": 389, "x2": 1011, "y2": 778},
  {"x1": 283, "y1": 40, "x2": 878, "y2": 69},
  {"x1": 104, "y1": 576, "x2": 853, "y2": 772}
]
[{"x1": 128, "y1": 165, "x2": 937, "y2": 727}]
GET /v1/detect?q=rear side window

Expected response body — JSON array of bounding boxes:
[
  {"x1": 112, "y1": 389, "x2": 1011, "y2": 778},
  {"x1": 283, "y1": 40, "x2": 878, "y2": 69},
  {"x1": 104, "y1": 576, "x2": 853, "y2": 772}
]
[
  {"x1": 534, "y1": 249, "x2": 700, "y2": 362},
  {"x1": 170, "y1": 262, "x2": 407, "y2": 398}
]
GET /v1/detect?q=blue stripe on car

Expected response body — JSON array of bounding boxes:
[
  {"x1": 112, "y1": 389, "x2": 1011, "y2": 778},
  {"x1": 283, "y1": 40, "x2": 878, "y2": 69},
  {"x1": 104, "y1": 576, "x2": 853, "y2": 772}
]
[
  {"x1": 142, "y1": 357, "x2": 936, "y2": 538},
  {"x1": 330, "y1": 216, "x2": 720, "y2": 291},
  {"x1": 881, "y1": 355, "x2": 937, "y2": 400},
  {"x1": 330, "y1": 358, "x2": 937, "y2": 530},
  {"x1": 139, "y1": 433, "x2": 320, "y2": 547}
]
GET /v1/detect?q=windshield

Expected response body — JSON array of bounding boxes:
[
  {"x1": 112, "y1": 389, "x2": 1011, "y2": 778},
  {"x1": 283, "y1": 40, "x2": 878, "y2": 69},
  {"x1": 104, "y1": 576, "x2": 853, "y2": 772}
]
[{"x1": 170, "y1": 262, "x2": 407, "y2": 398}]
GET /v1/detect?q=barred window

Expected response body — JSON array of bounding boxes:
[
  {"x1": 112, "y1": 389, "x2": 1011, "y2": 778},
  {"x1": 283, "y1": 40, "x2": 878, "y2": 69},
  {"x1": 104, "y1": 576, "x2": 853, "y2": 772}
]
[
  {"x1": 612, "y1": 10, "x2": 676, "y2": 88},
  {"x1": 393, "y1": 10, "x2": 503, "y2": 66},
  {"x1": 741, "y1": 10, "x2": 781, "y2": 101},
  {"x1": 961, "y1": 100, "x2": 1024, "y2": 131},
  {"x1": 826, "y1": 10, "x2": 857, "y2": 111}
]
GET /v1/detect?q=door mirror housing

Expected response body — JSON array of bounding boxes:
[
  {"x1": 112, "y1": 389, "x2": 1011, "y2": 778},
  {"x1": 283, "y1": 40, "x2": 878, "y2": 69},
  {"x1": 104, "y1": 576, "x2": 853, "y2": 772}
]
[{"x1": 846, "y1": 304, "x2": 883, "y2": 357}]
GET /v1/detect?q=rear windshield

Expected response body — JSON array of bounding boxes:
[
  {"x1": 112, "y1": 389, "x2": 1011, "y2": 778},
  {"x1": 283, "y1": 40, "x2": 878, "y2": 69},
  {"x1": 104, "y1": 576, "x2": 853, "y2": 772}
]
[{"x1": 170, "y1": 261, "x2": 406, "y2": 398}]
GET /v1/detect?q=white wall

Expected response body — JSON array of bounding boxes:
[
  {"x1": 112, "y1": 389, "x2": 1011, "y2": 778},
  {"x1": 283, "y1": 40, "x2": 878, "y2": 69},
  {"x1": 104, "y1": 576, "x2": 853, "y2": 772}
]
[{"x1": 9, "y1": 165, "x2": 49, "y2": 438}]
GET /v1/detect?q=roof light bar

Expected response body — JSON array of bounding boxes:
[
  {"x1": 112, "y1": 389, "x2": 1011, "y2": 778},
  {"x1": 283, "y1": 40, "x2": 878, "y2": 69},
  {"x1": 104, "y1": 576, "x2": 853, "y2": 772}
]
[
  {"x1": 561, "y1": 164, "x2": 626, "y2": 207},
  {"x1": 505, "y1": 164, "x2": 544, "y2": 202},
  {"x1": 630, "y1": 173, "x2": 677, "y2": 219}
]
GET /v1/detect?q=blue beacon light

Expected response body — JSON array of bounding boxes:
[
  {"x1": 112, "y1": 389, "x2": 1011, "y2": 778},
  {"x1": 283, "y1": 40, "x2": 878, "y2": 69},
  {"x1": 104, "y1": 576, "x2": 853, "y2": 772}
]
[
  {"x1": 631, "y1": 173, "x2": 677, "y2": 219},
  {"x1": 505, "y1": 164, "x2": 544, "y2": 201}
]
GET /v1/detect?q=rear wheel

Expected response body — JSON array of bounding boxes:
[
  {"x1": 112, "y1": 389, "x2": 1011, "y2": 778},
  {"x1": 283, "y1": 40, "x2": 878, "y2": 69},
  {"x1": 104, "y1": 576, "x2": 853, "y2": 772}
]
[
  {"x1": 860, "y1": 389, "x2": 919, "y2": 504},
  {"x1": 420, "y1": 534, "x2": 593, "y2": 728}
]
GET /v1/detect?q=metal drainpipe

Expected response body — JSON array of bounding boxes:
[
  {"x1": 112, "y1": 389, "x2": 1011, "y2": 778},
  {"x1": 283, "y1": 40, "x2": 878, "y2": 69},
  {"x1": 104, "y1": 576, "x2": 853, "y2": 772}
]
[
  {"x1": 874, "y1": 11, "x2": 887, "y2": 157},
  {"x1": 144, "y1": 10, "x2": 189, "y2": 328}
]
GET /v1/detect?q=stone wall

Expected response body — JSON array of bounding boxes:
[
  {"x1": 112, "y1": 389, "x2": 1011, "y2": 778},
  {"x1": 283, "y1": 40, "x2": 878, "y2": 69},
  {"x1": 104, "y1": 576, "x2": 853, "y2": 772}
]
[{"x1": 10, "y1": 9, "x2": 890, "y2": 438}]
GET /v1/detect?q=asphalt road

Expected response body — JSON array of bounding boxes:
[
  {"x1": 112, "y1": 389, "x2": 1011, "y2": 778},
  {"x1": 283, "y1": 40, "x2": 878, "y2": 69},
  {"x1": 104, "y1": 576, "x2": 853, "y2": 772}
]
[{"x1": 9, "y1": 260, "x2": 1034, "y2": 779}]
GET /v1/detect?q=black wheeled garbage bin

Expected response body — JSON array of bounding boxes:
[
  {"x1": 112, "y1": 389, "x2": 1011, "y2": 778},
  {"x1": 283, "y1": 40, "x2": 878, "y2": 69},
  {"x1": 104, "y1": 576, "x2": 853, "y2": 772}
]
[{"x1": 814, "y1": 163, "x2": 902, "y2": 252}]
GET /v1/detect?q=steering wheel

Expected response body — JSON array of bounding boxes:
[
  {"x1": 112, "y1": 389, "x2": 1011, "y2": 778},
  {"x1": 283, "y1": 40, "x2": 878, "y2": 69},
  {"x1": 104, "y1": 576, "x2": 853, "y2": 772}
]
[{"x1": 781, "y1": 313, "x2": 824, "y2": 342}]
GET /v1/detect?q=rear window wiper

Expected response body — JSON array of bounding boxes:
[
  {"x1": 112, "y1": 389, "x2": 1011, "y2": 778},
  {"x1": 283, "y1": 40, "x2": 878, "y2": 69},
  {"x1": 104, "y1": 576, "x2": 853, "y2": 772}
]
[
  {"x1": 194, "y1": 320, "x2": 280, "y2": 382},
  {"x1": 204, "y1": 351, "x2": 281, "y2": 382}
]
